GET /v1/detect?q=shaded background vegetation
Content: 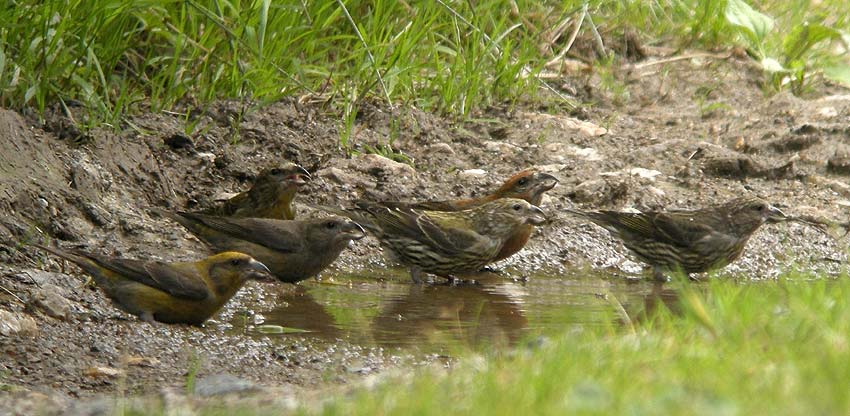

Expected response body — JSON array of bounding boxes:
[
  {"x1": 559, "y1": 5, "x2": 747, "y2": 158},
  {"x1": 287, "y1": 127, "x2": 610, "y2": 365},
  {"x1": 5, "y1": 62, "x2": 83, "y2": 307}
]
[{"x1": 1, "y1": 0, "x2": 847, "y2": 141}]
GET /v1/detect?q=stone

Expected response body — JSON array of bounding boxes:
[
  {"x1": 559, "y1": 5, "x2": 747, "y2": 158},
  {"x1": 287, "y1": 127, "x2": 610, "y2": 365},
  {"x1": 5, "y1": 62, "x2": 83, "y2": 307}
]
[
  {"x1": 459, "y1": 169, "x2": 487, "y2": 177},
  {"x1": 427, "y1": 143, "x2": 454, "y2": 154},
  {"x1": 351, "y1": 154, "x2": 415, "y2": 177},
  {"x1": 28, "y1": 283, "x2": 75, "y2": 321},
  {"x1": 827, "y1": 156, "x2": 850, "y2": 176},
  {"x1": 69, "y1": 154, "x2": 112, "y2": 195},
  {"x1": 0, "y1": 310, "x2": 38, "y2": 337},
  {"x1": 84, "y1": 366, "x2": 123, "y2": 378},
  {"x1": 196, "y1": 152, "x2": 217, "y2": 164},
  {"x1": 570, "y1": 179, "x2": 606, "y2": 203}
]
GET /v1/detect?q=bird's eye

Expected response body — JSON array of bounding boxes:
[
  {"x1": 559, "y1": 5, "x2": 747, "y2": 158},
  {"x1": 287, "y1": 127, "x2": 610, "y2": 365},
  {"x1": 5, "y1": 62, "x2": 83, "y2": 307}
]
[
  {"x1": 325, "y1": 221, "x2": 337, "y2": 229},
  {"x1": 752, "y1": 204, "x2": 766, "y2": 212},
  {"x1": 230, "y1": 258, "x2": 243, "y2": 266},
  {"x1": 512, "y1": 203, "x2": 522, "y2": 211},
  {"x1": 517, "y1": 177, "x2": 529, "y2": 186},
  {"x1": 270, "y1": 168, "x2": 283, "y2": 175}
]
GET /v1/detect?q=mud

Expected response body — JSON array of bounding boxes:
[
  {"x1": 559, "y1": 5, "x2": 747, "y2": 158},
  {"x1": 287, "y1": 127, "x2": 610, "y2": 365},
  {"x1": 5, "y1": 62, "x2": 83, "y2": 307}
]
[{"x1": 1, "y1": 54, "x2": 849, "y2": 411}]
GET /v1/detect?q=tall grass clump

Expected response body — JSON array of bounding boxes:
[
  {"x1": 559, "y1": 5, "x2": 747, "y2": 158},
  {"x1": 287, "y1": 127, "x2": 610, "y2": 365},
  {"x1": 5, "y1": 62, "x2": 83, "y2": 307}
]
[{"x1": 0, "y1": 1, "x2": 847, "y2": 135}]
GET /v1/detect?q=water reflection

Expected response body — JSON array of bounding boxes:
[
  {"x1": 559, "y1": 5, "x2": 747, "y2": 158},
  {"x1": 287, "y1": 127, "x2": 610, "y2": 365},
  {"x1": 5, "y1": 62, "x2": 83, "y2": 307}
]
[
  {"x1": 622, "y1": 282, "x2": 682, "y2": 324},
  {"x1": 246, "y1": 271, "x2": 690, "y2": 353},
  {"x1": 371, "y1": 281, "x2": 527, "y2": 349},
  {"x1": 262, "y1": 286, "x2": 341, "y2": 339}
]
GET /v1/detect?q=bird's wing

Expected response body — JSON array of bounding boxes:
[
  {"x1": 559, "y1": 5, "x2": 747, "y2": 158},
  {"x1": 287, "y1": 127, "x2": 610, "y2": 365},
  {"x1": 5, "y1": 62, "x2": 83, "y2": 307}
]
[
  {"x1": 82, "y1": 252, "x2": 211, "y2": 300},
  {"x1": 200, "y1": 192, "x2": 246, "y2": 216},
  {"x1": 381, "y1": 200, "x2": 461, "y2": 211},
  {"x1": 177, "y1": 212, "x2": 302, "y2": 253},
  {"x1": 357, "y1": 201, "x2": 482, "y2": 252},
  {"x1": 648, "y1": 212, "x2": 717, "y2": 248},
  {"x1": 583, "y1": 211, "x2": 714, "y2": 249}
]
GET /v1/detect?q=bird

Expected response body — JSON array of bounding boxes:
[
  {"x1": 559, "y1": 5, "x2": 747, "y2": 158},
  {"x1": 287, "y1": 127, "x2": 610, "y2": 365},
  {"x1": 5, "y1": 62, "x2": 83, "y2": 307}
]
[
  {"x1": 381, "y1": 169, "x2": 558, "y2": 262},
  {"x1": 32, "y1": 245, "x2": 271, "y2": 325},
  {"x1": 202, "y1": 162, "x2": 311, "y2": 220},
  {"x1": 327, "y1": 198, "x2": 548, "y2": 283},
  {"x1": 157, "y1": 210, "x2": 366, "y2": 283},
  {"x1": 564, "y1": 197, "x2": 787, "y2": 281}
]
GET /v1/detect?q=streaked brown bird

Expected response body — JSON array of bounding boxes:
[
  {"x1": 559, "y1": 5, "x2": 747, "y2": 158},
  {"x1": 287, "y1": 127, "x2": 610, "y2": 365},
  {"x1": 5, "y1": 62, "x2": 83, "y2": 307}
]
[
  {"x1": 565, "y1": 197, "x2": 787, "y2": 281},
  {"x1": 330, "y1": 198, "x2": 548, "y2": 283},
  {"x1": 32, "y1": 245, "x2": 271, "y2": 325},
  {"x1": 384, "y1": 169, "x2": 558, "y2": 262},
  {"x1": 159, "y1": 211, "x2": 365, "y2": 283},
  {"x1": 202, "y1": 162, "x2": 311, "y2": 220}
]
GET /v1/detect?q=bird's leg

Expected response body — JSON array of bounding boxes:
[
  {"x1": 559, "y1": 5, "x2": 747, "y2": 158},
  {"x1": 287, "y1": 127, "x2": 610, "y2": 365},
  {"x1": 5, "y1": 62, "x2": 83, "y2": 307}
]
[
  {"x1": 409, "y1": 268, "x2": 424, "y2": 284},
  {"x1": 652, "y1": 266, "x2": 669, "y2": 282},
  {"x1": 478, "y1": 265, "x2": 501, "y2": 274},
  {"x1": 138, "y1": 312, "x2": 156, "y2": 323},
  {"x1": 79, "y1": 275, "x2": 95, "y2": 289}
]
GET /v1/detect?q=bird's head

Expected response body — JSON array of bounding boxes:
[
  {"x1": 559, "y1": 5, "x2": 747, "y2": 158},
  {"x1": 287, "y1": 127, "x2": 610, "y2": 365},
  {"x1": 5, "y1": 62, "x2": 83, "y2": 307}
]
[
  {"x1": 305, "y1": 216, "x2": 367, "y2": 248},
  {"x1": 205, "y1": 252, "x2": 273, "y2": 294},
  {"x1": 493, "y1": 170, "x2": 559, "y2": 205},
  {"x1": 259, "y1": 162, "x2": 312, "y2": 188},
  {"x1": 474, "y1": 198, "x2": 548, "y2": 237},
  {"x1": 730, "y1": 197, "x2": 786, "y2": 232}
]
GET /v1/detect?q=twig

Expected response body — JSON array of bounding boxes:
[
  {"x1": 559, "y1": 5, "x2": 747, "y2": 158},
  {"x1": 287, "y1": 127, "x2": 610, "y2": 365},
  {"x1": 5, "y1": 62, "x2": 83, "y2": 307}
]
[
  {"x1": 633, "y1": 52, "x2": 733, "y2": 71},
  {"x1": 0, "y1": 284, "x2": 25, "y2": 305},
  {"x1": 583, "y1": 4, "x2": 607, "y2": 60},
  {"x1": 545, "y1": 8, "x2": 585, "y2": 67}
]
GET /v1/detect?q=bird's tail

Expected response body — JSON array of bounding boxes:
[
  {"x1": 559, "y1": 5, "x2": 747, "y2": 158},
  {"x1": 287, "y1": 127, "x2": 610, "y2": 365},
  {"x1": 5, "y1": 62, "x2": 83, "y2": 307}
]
[
  {"x1": 31, "y1": 243, "x2": 87, "y2": 266},
  {"x1": 30, "y1": 243, "x2": 104, "y2": 285},
  {"x1": 149, "y1": 207, "x2": 200, "y2": 232}
]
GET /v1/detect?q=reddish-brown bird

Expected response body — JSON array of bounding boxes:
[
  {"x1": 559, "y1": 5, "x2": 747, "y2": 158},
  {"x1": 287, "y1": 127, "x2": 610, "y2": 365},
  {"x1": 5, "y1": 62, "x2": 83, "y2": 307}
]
[{"x1": 384, "y1": 169, "x2": 558, "y2": 262}]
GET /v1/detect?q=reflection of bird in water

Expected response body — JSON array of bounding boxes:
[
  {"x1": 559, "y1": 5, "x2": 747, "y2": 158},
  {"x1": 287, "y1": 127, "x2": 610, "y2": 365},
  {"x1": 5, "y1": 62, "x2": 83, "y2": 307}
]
[
  {"x1": 371, "y1": 275, "x2": 528, "y2": 349},
  {"x1": 261, "y1": 286, "x2": 341, "y2": 340},
  {"x1": 626, "y1": 282, "x2": 682, "y2": 325}
]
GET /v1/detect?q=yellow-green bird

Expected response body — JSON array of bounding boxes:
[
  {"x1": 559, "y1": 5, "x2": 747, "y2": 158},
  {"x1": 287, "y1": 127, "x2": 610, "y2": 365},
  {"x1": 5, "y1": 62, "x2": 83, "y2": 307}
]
[
  {"x1": 202, "y1": 162, "x2": 311, "y2": 220},
  {"x1": 157, "y1": 211, "x2": 366, "y2": 283},
  {"x1": 33, "y1": 245, "x2": 271, "y2": 325}
]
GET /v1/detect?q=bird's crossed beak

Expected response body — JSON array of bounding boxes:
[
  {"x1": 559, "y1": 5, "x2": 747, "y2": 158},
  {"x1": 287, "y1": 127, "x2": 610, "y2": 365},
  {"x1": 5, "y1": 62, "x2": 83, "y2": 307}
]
[
  {"x1": 343, "y1": 221, "x2": 367, "y2": 240},
  {"x1": 765, "y1": 205, "x2": 787, "y2": 224},
  {"x1": 533, "y1": 172, "x2": 559, "y2": 192},
  {"x1": 247, "y1": 259, "x2": 274, "y2": 281},
  {"x1": 527, "y1": 205, "x2": 548, "y2": 225},
  {"x1": 286, "y1": 165, "x2": 312, "y2": 186}
]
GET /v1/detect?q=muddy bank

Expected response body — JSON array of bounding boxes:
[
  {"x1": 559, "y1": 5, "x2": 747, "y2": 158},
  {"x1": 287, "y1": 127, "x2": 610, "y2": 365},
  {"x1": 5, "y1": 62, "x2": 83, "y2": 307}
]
[{"x1": 1, "y1": 55, "x2": 849, "y2": 411}]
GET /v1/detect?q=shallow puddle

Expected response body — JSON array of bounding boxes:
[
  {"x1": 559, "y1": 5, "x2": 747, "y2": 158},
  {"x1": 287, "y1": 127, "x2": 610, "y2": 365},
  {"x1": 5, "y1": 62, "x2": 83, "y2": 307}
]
[{"x1": 230, "y1": 269, "x2": 682, "y2": 354}]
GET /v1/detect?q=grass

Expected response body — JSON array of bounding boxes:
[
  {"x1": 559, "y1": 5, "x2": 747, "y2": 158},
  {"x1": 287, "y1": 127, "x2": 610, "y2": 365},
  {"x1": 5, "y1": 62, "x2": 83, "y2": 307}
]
[
  {"x1": 1, "y1": 1, "x2": 847, "y2": 147},
  {"x1": 309, "y1": 275, "x2": 850, "y2": 415}
]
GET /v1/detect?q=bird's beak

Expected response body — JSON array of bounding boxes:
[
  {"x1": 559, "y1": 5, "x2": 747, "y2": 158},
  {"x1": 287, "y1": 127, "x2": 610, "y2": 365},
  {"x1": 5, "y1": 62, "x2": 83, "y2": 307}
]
[
  {"x1": 247, "y1": 259, "x2": 274, "y2": 281},
  {"x1": 533, "y1": 172, "x2": 559, "y2": 192},
  {"x1": 342, "y1": 221, "x2": 367, "y2": 240},
  {"x1": 765, "y1": 205, "x2": 787, "y2": 223},
  {"x1": 527, "y1": 205, "x2": 548, "y2": 225},
  {"x1": 286, "y1": 165, "x2": 312, "y2": 186}
]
